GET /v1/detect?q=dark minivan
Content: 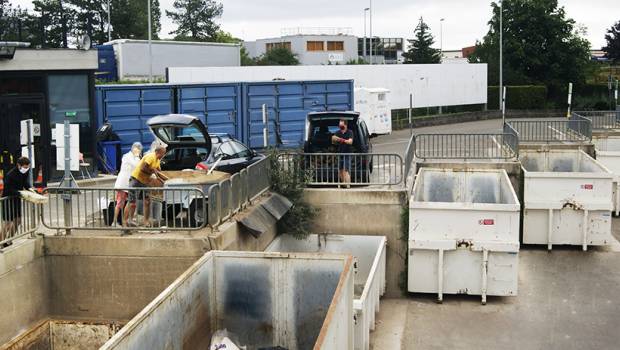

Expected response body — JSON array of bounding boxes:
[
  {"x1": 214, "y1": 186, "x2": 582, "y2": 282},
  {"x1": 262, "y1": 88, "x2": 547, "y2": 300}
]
[{"x1": 303, "y1": 111, "x2": 373, "y2": 183}]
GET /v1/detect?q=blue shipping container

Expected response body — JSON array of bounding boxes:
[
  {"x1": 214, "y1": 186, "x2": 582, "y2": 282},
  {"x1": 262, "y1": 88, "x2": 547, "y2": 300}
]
[
  {"x1": 95, "y1": 45, "x2": 118, "y2": 82},
  {"x1": 243, "y1": 80, "x2": 353, "y2": 148}
]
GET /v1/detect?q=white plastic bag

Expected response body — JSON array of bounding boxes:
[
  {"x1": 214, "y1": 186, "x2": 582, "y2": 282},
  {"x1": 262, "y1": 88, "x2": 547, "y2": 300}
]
[{"x1": 209, "y1": 329, "x2": 246, "y2": 350}]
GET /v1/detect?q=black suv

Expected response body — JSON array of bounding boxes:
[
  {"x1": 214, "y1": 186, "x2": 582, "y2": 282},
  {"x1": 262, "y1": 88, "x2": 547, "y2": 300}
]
[{"x1": 303, "y1": 111, "x2": 373, "y2": 183}]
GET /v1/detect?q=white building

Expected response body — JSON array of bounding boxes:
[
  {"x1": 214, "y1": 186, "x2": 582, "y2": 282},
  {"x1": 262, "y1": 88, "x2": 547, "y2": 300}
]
[
  {"x1": 104, "y1": 39, "x2": 241, "y2": 80},
  {"x1": 243, "y1": 27, "x2": 359, "y2": 65}
]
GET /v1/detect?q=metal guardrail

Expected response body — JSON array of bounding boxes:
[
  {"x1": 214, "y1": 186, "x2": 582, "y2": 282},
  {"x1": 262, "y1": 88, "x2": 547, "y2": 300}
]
[
  {"x1": 277, "y1": 152, "x2": 404, "y2": 187},
  {"x1": 414, "y1": 133, "x2": 519, "y2": 160},
  {"x1": 207, "y1": 156, "x2": 271, "y2": 228},
  {"x1": 573, "y1": 111, "x2": 620, "y2": 130},
  {"x1": 404, "y1": 134, "x2": 416, "y2": 181},
  {"x1": 43, "y1": 187, "x2": 208, "y2": 231},
  {"x1": 0, "y1": 196, "x2": 41, "y2": 249},
  {"x1": 506, "y1": 117, "x2": 592, "y2": 143}
]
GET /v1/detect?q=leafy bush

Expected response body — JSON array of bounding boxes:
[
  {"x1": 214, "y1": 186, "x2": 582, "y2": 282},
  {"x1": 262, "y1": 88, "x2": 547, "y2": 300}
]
[
  {"x1": 488, "y1": 85, "x2": 548, "y2": 109},
  {"x1": 268, "y1": 149, "x2": 318, "y2": 240}
]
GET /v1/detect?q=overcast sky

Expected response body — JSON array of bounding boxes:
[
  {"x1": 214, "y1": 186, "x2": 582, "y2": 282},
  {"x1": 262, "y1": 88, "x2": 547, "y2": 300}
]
[{"x1": 11, "y1": 0, "x2": 619, "y2": 49}]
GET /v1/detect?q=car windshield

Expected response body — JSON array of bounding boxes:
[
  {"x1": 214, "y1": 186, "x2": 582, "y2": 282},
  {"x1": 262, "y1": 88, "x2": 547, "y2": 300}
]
[
  {"x1": 153, "y1": 124, "x2": 205, "y2": 144},
  {"x1": 310, "y1": 119, "x2": 353, "y2": 138}
]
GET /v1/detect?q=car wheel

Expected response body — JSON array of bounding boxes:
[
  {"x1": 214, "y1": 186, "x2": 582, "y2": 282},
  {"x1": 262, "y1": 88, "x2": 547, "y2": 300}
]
[{"x1": 188, "y1": 199, "x2": 207, "y2": 228}]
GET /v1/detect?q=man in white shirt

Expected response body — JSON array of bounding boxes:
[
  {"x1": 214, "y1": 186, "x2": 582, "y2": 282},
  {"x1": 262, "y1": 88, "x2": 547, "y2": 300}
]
[{"x1": 113, "y1": 142, "x2": 142, "y2": 225}]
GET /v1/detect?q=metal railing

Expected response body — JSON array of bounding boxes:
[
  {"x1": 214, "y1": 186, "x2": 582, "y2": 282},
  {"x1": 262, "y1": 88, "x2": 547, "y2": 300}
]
[
  {"x1": 404, "y1": 134, "x2": 416, "y2": 181},
  {"x1": 505, "y1": 117, "x2": 592, "y2": 143},
  {"x1": 277, "y1": 153, "x2": 404, "y2": 186},
  {"x1": 0, "y1": 196, "x2": 41, "y2": 249},
  {"x1": 573, "y1": 111, "x2": 620, "y2": 130},
  {"x1": 414, "y1": 133, "x2": 519, "y2": 160},
  {"x1": 207, "y1": 156, "x2": 271, "y2": 228},
  {"x1": 42, "y1": 186, "x2": 208, "y2": 232}
]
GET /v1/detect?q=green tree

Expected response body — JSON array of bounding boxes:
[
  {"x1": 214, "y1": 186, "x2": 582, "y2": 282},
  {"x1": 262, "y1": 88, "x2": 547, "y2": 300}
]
[
  {"x1": 71, "y1": 0, "x2": 109, "y2": 45},
  {"x1": 32, "y1": 0, "x2": 75, "y2": 48},
  {"x1": 603, "y1": 20, "x2": 620, "y2": 63},
  {"x1": 109, "y1": 0, "x2": 161, "y2": 40},
  {"x1": 240, "y1": 47, "x2": 255, "y2": 66},
  {"x1": 469, "y1": 0, "x2": 592, "y2": 90},
  {"x1": 166, "y1": 0, "x2": 223, "y2": 41},
  {"x1": 402, "y1": 17, "x2": 441, "y2": 64},
  {"x1": 256, "y1": 47, "x2": 299, "y2": 66}
]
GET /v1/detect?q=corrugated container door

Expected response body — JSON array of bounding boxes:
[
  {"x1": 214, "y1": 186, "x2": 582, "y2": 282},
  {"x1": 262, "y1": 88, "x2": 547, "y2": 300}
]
[
  {"x1": 177, "y1": 84, "x2": 241, "y2": 138},
  {"x1": 277, "y1": 82, "x2": 305, "y2": 148},
  {"x1": 244, "y1": 84, "x2": 279, "y2": 148},
  {"x1": 98, "y1": 86, "x2": 173, "y2": 153}
]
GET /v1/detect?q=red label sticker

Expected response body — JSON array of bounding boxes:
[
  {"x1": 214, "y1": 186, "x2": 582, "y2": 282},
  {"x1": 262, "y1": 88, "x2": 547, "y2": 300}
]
[
  {"x1": 479, "y1": 219, "x2": 495, "y2": 226},
  {"x1": 581, "y1": 184, "x2": 594, "y2": 190}
]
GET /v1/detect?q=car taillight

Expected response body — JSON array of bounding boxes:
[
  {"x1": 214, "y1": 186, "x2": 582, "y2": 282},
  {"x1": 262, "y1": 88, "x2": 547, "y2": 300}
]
[{"x1": 195, "y1": 163, "x2": 209, "y2": 171}]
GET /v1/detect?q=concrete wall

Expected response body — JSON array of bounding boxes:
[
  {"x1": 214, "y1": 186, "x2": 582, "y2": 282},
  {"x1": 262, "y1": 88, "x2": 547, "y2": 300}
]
[
  {"x1": 167, "y1": 64, "x2": 488, "y2": 110},
  {"x1": 245, "y1": 35, "x2": 358, "y2": 65},
  {"x1": 304, "y1": 189, "x2": 408, "y2": 298}
]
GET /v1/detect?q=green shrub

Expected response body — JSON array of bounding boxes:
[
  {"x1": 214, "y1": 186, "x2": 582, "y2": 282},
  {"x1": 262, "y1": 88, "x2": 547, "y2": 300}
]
[{"x1": 488, "y1": 85, "x2": 548, "y2": 110}]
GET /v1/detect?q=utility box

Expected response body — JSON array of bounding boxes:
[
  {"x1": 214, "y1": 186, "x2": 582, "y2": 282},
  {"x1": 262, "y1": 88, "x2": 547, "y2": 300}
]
[
  {"x1": 521, "y1": 150, "x2": 614, "y2": 250},
  {"x1": 266, "y1": 234, "x2": 386, "y2": 350},
  {"x1": 408, "y1": 168, "x2": 521, "y2": 304},
  {"x1": 100, "y1": 251, "x2": 355, "y2": 350},
  {"x1": 354, "y1": 88, "x2": 392, "y2": 136}
]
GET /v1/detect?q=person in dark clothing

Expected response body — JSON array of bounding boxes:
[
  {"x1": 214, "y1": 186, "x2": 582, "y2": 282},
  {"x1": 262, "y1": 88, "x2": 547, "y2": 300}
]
[
  {"x1": 331, "y1": 119, "x2": 354, "y2": 186},
  {"x1": 1, "y1": 157, "x2": 32, "y2": 247}
]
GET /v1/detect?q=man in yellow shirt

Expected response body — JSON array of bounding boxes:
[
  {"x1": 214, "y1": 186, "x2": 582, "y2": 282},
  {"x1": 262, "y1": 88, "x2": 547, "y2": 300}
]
[{"x1": 123, "y1": 143, "x2": 169, "y2": 227}]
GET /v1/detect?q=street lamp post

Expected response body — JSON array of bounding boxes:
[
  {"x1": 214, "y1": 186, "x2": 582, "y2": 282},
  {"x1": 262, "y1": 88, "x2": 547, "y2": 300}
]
[
  {"x1": 107, "y1": 0, "x2": 111, "y2": 42},
  {"x1": 364, "y1": 7, "x2": 369, "y2": 63},
  {"x1": 440, "y1": 18, "x2": 445, "y2": 62},
  {"x1": 147, "y1": 0, "x2": 152, "y2": 83},
  {"x1": 369, "y1": 0, "x2": 373, "y2": 65},
  {"x1": 499, "y1": 0, "x2": 503, "y2": 111}
]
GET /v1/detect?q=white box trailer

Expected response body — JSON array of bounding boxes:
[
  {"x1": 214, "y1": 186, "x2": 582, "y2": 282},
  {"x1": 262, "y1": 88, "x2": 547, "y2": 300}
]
[
  {"x1": 408, "y1": 168, "x2": 521, "y2": 304},
  {"x1": 101, "y1": 251, "x2": 354, "y2": 350},
  {"x1": 521, "y1": 150, "x2": 614, "y2": 250},
  {"x1": 354, "y1": 88, "x2": 392, "y2": 135},
  {"x1": 593, "y1": 137, "x2": 620, "y2": 215},
  {"x1": 266, "y1": 234, "x2": 386, "y2": 350}
]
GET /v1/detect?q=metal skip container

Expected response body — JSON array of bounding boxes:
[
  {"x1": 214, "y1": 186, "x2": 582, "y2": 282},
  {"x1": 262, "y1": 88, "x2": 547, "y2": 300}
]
[
  {"x1": 593, "y1": 138, "x2": 620, "y2": 215},
  {"x1": 100, "y1": 251, "x2": 354, "y2": 350},
  {"x1": 408, "y1": 168, "x2": 521, "y2": 304},
  {"x1": 266, "y1": 234, "x2": 387, "y2": 350},
  {"x1": 521, "y1": 150, "x2": 614, "y2": 250}
]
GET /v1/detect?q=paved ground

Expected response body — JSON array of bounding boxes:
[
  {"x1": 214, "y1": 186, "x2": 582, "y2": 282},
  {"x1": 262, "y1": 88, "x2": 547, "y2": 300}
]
[{"x1": 370, "y1": 120, "x2": 620, "y2": 350}]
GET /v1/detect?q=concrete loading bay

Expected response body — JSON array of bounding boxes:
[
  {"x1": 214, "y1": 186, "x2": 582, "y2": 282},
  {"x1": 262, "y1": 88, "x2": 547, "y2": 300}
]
[{"x1": 1, "y1": 117, "x2": 620, "y2": 349}]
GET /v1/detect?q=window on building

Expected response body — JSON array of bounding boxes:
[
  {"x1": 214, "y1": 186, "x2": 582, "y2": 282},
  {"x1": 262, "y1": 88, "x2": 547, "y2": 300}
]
[
  {"x1": 327, "y1": 41, "x2": 344, "y2": 51},
  {"x1": 307, "y1": 41, "x2": 324, "y2": 51},
  {"x1": 266, "y1": 42, "x2": 291, "y2": 51}
]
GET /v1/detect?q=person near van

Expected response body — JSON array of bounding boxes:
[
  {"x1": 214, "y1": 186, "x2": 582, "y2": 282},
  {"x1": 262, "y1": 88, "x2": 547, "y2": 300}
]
[
  {"x1": 332, "y1": 119, "x2": 354, "y2": 186},
  {"x1": 124, "y1": 142, "x2": 169, "y2": 227},
  {"x1": 1, "y1": 157, "x2": 31, "y2": 247},
  {"x1": 113, "y1": 142, "x2": 142, "y2": 226}
]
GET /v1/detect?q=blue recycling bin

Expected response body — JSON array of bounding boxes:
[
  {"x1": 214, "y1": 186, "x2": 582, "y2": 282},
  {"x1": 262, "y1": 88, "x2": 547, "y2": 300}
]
[{"x1": 100, "y1": 141, "x2": 121, "y2": 173}]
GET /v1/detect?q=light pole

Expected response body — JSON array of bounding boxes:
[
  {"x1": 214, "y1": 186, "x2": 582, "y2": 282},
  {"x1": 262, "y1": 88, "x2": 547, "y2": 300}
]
[
  {"x1": 107, "y1": 0, "x2": 111, "y2": 42},
  {"x1": 499, "y1": 0, "x2": 503, "y2": 111},
  {"x1": 147, "y1": 0, "x2": 152, "y2": 83},
  {"x1": 364, "y1": 7, "x2": 369, "y2": 63},
  {"x1": 440, "y1": 18, "x2": 445, "y2": 62},
  {"x1": 369, "y1": 0, "x2": 373, "y2": 65}
]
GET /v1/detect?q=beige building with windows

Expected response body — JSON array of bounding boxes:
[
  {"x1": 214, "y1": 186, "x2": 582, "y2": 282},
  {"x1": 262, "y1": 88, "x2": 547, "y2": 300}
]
[{"x1": 243, "y1": 28, "x2": 359, "y2": 65}]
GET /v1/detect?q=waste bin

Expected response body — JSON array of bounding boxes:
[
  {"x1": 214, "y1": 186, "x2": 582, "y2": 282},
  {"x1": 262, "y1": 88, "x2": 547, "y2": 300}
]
[{"x1": 100, "y1": 141, "x2": 121, "y2": 173}]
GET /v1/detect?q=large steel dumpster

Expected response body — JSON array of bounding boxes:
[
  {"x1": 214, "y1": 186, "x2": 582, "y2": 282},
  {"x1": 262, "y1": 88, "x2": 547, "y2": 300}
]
[
  {"x1": 100, "y1": 251, "x2": 354, "y2": 350},
  {"x1": 266, "y1": 234, "x2": 386, "y2": 350},
  {"x1": 408, "y1": 168, "x2": 521, "y2": 304},
  {"x1": 521, "y1": 150, "x2": 614, "y2": 250},
  {"x1": 595, "y1": 141, "x2": 620, "y2": 216}
]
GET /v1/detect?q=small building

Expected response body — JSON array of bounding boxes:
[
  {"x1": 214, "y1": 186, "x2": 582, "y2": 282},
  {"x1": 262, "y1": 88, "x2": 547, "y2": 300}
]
[
  {"x1": 100, "y1": 39, "x2": 241, "y2": 81},
  {"x1": 357, "y1": 37, "x2": 404, "y2": 64},
  {"x1": 243, "y1": 27, "x2": 359, "y2": 65},
  {"x1": 0, "y1": 44, "x2": 98, "y2": 183}
]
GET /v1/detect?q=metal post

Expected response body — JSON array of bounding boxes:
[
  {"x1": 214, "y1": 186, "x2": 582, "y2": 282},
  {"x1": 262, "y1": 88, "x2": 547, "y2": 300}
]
[
  {"x1": 147, "y1": 0, "x2": 153, "y2": 83},
  {"x1": 363, "y1": 8, "x2": 369, "y2": 62},
  {"x1": 369, "y1": 0, "x2": 373, "y2": 65},
  {"x1": 440, "y1": 18, "x2": 444, "y2": 61},
  {"x1": 499, "y1": 0, "x2": 503, "y2": 111},
  {"x1": 26, "y1": 120, "x2": 33, "y2": 187},
  {"x1": 408, "y1": 93, "x2": 413, "y2": 135},
  {"x1": 62, "y1": 120, "x2": 73, "y2": 235},
  {"x1": 107, "y1": 0, "x2": 111, "y2": 42},
  {"x1": 502, "y1": 86, "x2": 507, "y2": 124},
  {"x1": 567, "y1": 82, "x2": 573, "y2": 118},
  {"x1": 262, "y1": 104, "x2": 269, "y2": 148}
]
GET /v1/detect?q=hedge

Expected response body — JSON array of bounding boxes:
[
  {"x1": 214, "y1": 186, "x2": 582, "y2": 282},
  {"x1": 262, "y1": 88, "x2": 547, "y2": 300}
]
[{"x1": 488, "y1": 85, "x2": 548, "y2": 110}]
